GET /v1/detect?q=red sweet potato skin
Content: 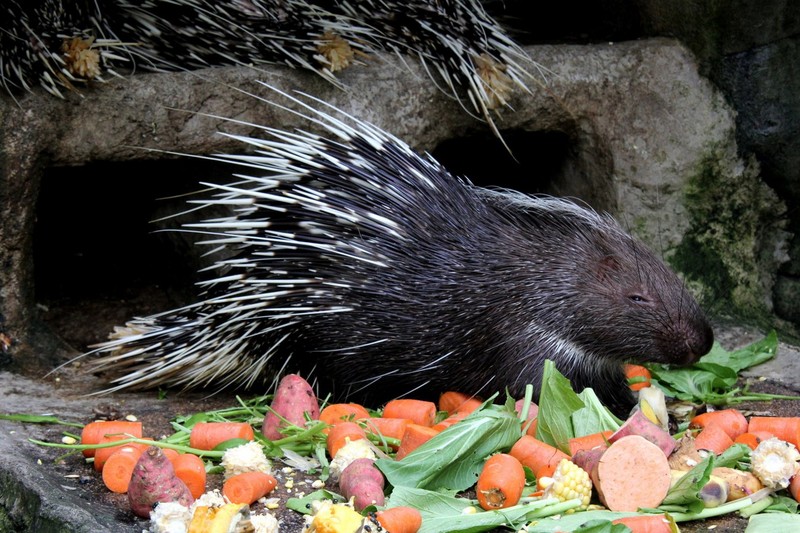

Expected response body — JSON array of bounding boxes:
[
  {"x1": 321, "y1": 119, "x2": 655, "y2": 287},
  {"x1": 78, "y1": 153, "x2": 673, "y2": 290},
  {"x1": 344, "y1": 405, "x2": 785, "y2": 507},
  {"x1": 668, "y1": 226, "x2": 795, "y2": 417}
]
[
  {"x1": 262, "y1": 374, "x2": 320, "y2": 440},
  {"x1": 609, "y1": 410, "x2": 676, "y2": 456},
  {"x1": 339, "y1": 458, "x2": 385, "y2": 511},
  {"x1": 127, "y1": 446, "x2": 194, "y2": 517}
]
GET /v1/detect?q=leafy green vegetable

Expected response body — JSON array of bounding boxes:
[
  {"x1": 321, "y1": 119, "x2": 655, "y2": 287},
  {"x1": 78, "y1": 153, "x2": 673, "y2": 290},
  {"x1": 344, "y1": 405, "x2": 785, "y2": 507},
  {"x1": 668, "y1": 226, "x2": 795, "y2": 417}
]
[
  {"x1": 536, "y1": 360, "x2": 621, "y2": 453},
  {"x1": 376, "y1": 400, "x2": 521, "y2": 491},
  {"x1": 536, "y1": 360, "x2": 584, "y2": 451},
  {"x1": 286, "y1": 489, "x2": 344, "y2": 514},
  {"x1": 0, "y1": 413, "x2": 83, "y2": 427},
  {"x1": 660, "y1": 454, "x2": 715, "y2": 513},
  {"x1": 523, "y1": 510, "x2": 652, "y2": 532},
  {"x1": 573, "y1": 388, "x2": 623, "y2": 437},
  {"x1": 745, "y1": 513, "x2": 800, "y2": 532},
  {"x1": 646, "y1": 331, "x2": 792, "y2": 405},
  {"x1": 386, "y1": 486, "x2": 580, "y2": 533},
  {"x1": 568, "y1": 520, "x2": 631, "y2": 533}
]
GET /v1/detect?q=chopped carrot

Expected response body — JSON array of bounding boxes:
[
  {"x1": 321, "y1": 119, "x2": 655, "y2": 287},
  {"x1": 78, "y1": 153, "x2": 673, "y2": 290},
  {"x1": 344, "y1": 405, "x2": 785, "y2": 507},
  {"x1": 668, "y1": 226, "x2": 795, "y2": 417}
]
[
  {"x1": 611, "y1": 514, "x2": 673, "y2": 532},
  {"x1": 375, "y1": 506, "x2": 423, "y2": 533},
  {"x1": 395, "y1": 424, "x2": 440, "y2": 460},
  {"x1": 94, "y1": 436, "x2": 152, "y2": 472},
  {"x1": 438, "y1": 391, "x2": 482, "y2": 415},
  {"x1": 568, "y1": 431, "x2": 613, "y2": 457},
  {"x1": 734, "y1": 431, "x2": 774, "y2": 450},
  {"x1": 515, "y1": 399, "x2": 539, "y2": 437},
  {"x1": 689, "y1": 409, "x2": 748, "y2": 440},
  {"x1": 790, "y1": 473, "x2": 800, "y2": 503},
  {"x1": 476, "y1": 453, "x2": 526, "y2": 510},
  {"x1": 748, "y1": 417, "x2": 800, "y2": 449},
  {"x1": 80, "y1": 420, "x2": 142, "y2": 458},
  {"x1": 172, "y1": 453, "x2": 207, "y2": 499},
  {"x1": 222, "y1": 471, "x2": 278, "y2": 505},
  {"x1": 509, "y1": 435, "x2": 569, "y2": 480},
  {"x1": 431, "y1": 410, "x2": 469, "y2": 432},
  {"x1": 188, "y1": 422, "x2": 255, "y2": 451},
  {"x1": 161, "y1": 448, "x2": 181, "y2": 463},
  {"x1": 693, "y1": 423, "x2": 734, "y2": 455},
  {"x1": 624, "y1": 364, "x2": 652, "y2": 391},
  {"x1": 319, "y1": 403, "x2": 371, "y2": 434},
  {"x1": 327, "y1": 421, "x2": 367, "y2": 457},
  {"x1": 382, "y1": 399, "x2": 437, "y2": 427},
  {"x1": 101, "y1": 443, "x2": 148, "y2": 493},
  {"x1": 365, "y1": 418, "x2": 411, "y2": 443}
]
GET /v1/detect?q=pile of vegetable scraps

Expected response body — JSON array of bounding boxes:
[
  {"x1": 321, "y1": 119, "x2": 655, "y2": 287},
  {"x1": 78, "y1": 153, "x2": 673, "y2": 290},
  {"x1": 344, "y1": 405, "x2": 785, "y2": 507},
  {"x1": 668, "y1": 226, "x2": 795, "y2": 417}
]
[{"x1": 8, "y1": 330, "x2": 800, "y2": 533}]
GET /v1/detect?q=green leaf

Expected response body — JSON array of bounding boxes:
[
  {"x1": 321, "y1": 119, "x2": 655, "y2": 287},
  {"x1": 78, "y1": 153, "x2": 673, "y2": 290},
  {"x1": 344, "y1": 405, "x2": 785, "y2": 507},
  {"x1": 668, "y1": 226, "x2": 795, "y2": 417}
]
[
  {"x1": 0, "y1": 413, "x2": 83, "y2": 427},
  {"x1": 376, "y1": 406, "x2": 521, "y2": 491},
  {"x1": 572, "y1": 389, "x2": 623, "y2": 437},
  {"x1": 700, "y1": 331, "x2": 778, "y2": 373},
  {"x1": 386, "y1": 486, "x2": 581, "y2": 533},
  {"x1": 286, "y1": 489, "x2": 344, "y2": 515},
  {"x1": 523, "y1": 510, "x2": 651, "y2": 532},
  {"x1": 660, "y1": 455, "x2": 714, "y2": 513},
  {"x1": 536, "y1": 360, "x2": 585, "y2": 452},
  {"x1": 745, "y1": 513, "x2": 800, "y2": 532},
  {"x1": 645, "y1": 332, "x2": 781, "y2": 405}
]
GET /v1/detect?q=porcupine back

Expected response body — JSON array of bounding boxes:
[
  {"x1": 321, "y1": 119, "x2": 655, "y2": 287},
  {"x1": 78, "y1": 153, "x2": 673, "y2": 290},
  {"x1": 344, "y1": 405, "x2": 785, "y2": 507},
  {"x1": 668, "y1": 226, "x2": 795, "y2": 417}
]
[{"x1": 91, "y1": 89, "x2": 714, "y2": 412}]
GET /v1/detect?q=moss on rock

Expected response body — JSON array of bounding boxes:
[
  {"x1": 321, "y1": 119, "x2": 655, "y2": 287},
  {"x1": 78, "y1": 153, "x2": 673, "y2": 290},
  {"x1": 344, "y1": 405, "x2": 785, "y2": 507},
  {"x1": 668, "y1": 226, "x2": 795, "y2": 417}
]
[{"x1": 672, "y1": 149, "x2": 788, "y2": 321}]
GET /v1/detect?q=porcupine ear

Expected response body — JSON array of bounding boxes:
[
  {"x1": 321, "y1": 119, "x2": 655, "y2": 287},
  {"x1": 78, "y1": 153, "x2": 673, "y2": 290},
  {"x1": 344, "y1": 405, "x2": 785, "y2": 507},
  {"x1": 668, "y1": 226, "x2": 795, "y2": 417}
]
[{"x1": 596, "y1": 255, "x2": 623, "y2": 283}]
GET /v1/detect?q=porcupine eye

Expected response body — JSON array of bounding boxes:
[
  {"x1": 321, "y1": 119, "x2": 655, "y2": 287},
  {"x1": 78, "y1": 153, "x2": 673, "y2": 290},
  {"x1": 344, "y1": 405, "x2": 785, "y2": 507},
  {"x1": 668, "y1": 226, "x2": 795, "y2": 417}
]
[{"x1": 628, "y1": 293, "x2": 651, "y2": 305}]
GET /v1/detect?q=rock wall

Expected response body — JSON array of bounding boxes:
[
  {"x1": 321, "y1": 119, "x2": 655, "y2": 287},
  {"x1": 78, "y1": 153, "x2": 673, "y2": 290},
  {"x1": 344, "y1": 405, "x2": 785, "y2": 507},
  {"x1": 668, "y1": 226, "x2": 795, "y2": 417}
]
[{"x1": 0, "y1": 39, "x2": 789, "y2": 367}]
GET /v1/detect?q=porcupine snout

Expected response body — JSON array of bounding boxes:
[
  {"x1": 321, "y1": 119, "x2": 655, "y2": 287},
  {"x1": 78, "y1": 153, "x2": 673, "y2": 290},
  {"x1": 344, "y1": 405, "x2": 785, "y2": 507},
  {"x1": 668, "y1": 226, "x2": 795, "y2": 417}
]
[{"x1": 681, "y1": 317, "x2": 715, "y2": 365}]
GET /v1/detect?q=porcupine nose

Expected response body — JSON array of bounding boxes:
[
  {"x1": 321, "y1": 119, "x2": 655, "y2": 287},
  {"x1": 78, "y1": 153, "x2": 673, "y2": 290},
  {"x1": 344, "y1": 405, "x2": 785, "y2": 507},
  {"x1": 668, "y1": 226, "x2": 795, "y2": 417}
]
[{"x1": 682, "y1": 319, "x2": 714, "y2": 365}]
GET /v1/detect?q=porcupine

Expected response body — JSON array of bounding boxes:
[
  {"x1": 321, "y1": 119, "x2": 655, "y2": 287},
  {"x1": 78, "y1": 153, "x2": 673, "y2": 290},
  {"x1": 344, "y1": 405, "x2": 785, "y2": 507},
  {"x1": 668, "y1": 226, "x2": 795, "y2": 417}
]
[{"x1": 88, "y1": 88, "x2": 714, "y2": 414}]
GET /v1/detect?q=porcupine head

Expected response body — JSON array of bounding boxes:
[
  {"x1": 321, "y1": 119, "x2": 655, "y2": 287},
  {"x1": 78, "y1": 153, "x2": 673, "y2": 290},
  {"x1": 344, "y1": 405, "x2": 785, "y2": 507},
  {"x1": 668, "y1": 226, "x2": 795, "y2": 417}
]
[{"x1": 458, "y1": 192, "x2": 715, "y2": 415}]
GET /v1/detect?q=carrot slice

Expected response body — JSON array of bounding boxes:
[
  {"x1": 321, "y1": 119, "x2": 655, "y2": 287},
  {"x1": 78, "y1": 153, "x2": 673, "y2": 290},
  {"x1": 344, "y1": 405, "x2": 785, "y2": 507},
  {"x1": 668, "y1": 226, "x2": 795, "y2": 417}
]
[
  {"x1": 94, "y1": 436, "x2": 152, "y2": 472},
  {"x1": 624, "y1": 364, "x2": 652, "y2": 391},
  {"x1": 172, "y1": 453, "x2": 207, "y2": 499},
  {"x1": 734, "y1": 431, "x2": 774, "y2": 450},
  {"x1": 222, "y1": 472, "x2": 278, "y2": 505},
  {"x1": 326, "y1": 421, "x2": 367, "y2": 457},
  {"x1": 382, "y1": 399, "x2": 437, "y2": 427},
  {"x1": 568, "y1": 431, "x2": 613, "y2": 457},
  {"x1": 694, "y1": 423, "x2": 735, "y2": 454},
  {"x1": 365, "y1": 418, "x2": 411, "y2": 442},
  {"x1": 689, "y1": 409, "x2": 748, "y2": 440},
  {"x1": 319, "y1": 403, "x2": 371, "y2": 434},
  {"x1": 790, "y1": 473, "x2": 800, "y2": 503},
  {"x1": 476, "y1": 453, "x2": 525, "y2": 510},
  {"x1": 515, "y1": 399, "x2": 539, "y2": 437},
  {"x1": 101, "y1": 443, "x2": 148, "y2": 493},
  {"x1": 161, "y1": 448, "x2": 181, "y2": 463},
  {"x1": 375, "y1": 507, "x2": 423, "y2": 533},
  {"x1": 80, "y1": 420, "x2": 142, "y2": 458},
  {"x1": 395, "y1": 424, "x2": 440, "y2": 460},
  {"x1": 509, "y1": 435, "x2": 569, "y2": 479},
  {"x1": 438, "y1": 391, "x2": 482, "y2": 415},
  {"x1": 189, "y1": 422, "x2": 255, "y2": 450},
  {"x1": 431, "y1": 411, "x2": 469, "y2": 432},
  {"x1": 611, "y1": 514, "x2": 673, "y2": 532},
  {"x1": 748, "y1": 417, "x2": 800, "y2": 449}
]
